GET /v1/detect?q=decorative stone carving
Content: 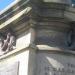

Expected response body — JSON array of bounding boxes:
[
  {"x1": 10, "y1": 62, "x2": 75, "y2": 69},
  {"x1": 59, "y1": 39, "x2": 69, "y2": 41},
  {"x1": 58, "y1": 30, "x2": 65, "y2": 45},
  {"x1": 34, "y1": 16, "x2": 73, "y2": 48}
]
[
  {"x1": 65, "y1": 28, "x2": 74, "y2": 47},
  {"x1": 35, "y1": 28, "x2": 75, "y2": 50},
  {"x1": 0, "y1": 28, "x2": 16, "y2": 55}
]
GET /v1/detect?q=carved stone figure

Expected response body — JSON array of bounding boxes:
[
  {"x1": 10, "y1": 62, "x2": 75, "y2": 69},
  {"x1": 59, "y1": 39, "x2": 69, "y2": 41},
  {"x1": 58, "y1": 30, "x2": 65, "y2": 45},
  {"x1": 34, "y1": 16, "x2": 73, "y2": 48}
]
[
  {"x1": 0, "y1": 29, "x2": 16, "y2": 55},
  {"x1": 6, "y1": 31, "x2": 16, "y2": 51},
  {"x1": 0, "y1": 33, "x2": 5, "y2": 55}
]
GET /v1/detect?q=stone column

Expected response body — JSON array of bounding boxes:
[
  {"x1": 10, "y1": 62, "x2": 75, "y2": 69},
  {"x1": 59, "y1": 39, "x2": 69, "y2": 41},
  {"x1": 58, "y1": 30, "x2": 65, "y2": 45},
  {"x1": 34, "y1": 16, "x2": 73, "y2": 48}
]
[{"x1": 30, "y1": 0, "x2": 75, "y2": 75}]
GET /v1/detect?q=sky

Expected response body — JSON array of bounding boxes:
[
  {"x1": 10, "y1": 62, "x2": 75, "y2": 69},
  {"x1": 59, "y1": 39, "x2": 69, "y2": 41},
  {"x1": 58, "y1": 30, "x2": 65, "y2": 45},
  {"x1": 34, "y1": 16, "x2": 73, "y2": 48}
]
[{"x1": 0, "y1": 0, "x2": 14, "y2": 11}]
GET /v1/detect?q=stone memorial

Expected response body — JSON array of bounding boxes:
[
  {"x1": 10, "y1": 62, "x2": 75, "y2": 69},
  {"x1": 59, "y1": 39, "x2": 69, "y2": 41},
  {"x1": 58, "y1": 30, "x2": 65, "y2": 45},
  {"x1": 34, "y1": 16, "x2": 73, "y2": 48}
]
[
  {"x1": 36, "y1": 52, "x2": 75, "y2": 75},
  {"x1": 0, "y1": 0, "x2": 75, "y2": 75}
]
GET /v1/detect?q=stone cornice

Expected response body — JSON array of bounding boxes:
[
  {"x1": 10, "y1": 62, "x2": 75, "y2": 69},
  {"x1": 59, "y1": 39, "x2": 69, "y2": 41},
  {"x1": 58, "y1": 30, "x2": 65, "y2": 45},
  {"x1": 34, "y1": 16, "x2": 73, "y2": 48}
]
[
  {"x1": 0, "y1": 0, "x2": 75, "y2": 33},
  {"x1": 42, "y1": 0, "x2": 71, "y2": 5},
  {"x1": 0, "y1": 46, "x2": 29, "y2": 61},
  {"x1": 0, "y1": 7, "x2": 32, "y2": 32},
  {"x1": 0, "y1": 0, "x2": 30, "y2": 24},
  {"x1": 64, "y1": 7, "x2": 75, "y2": 21},
  {"x1": 0, "y1": 0, "x2": 20, "y2": 15}
]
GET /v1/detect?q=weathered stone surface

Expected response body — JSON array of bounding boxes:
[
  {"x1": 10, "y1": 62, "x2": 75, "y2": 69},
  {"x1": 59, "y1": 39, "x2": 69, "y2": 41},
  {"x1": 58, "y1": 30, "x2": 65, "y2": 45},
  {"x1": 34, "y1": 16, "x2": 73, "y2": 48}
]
[
  {"x1": 43, "y1": 0, "x2": 71, "y2": 5},
  {"x1": 36, "y1": 52, "x2": 75, "y2": 75},
  {"x1": 37, "y1": 9, "x2": 64, "y2": 18},
  {"x1": 0, "y1": 62, "x2": 19, "y2": 75}
]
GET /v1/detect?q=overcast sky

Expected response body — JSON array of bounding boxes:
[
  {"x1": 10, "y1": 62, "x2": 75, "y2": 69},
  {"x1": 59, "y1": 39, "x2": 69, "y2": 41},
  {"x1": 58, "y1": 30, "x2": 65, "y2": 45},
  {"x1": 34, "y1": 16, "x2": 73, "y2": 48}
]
[{"x1": 0, "y1": 0, "x2": 14, "y2": 11}]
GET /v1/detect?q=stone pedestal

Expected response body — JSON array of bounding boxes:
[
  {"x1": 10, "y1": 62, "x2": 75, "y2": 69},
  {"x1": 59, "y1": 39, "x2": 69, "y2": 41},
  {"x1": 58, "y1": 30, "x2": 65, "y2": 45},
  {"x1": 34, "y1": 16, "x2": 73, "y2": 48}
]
[
  {"x1": 0, "y1": 0, "x2": 75, "y2": 75},
  {"x1": 36, "y1": 51, "x2": 75, "y2": 75}
]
